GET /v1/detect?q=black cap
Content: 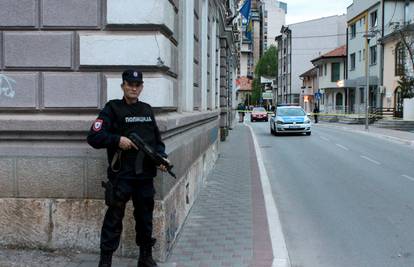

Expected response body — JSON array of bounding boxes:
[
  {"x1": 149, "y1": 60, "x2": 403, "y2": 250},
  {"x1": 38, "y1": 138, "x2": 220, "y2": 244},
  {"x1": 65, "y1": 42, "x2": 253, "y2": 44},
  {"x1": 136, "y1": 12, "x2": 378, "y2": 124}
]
[{"x1": 122, "y1": 69, "x2": 143, "y2": 83}]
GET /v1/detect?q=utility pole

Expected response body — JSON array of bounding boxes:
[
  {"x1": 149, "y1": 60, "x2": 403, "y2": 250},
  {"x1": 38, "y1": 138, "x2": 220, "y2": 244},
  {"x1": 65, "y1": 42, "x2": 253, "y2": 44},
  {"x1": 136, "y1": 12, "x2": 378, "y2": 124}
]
[{"x1": 363, "y1": 32, "x2": 376, "y2": 130}]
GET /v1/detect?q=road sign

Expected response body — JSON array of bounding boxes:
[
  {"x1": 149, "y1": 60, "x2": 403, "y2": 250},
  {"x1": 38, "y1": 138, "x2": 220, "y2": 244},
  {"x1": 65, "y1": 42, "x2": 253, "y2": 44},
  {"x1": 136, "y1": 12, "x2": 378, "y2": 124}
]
[{"x1": 262, "y1": 92, "x2": 273, "y2": 100}]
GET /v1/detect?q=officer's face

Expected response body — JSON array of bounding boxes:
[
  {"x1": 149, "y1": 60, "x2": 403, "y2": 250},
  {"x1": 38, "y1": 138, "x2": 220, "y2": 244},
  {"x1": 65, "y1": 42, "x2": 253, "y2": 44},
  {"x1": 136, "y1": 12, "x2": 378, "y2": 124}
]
[{"x1": 122, "y1": 81, "x2": 143, "y2": 100}]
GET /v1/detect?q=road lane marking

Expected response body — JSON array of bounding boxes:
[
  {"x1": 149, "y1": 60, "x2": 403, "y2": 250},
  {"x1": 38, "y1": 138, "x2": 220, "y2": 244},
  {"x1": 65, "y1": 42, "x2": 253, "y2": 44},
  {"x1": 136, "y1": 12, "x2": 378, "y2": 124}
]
[
  {"x1": 320, "y1": 136, "x2": 330, "y2": 141},
  {"x1": 335, "y1": 144, "x2": 349, "y2": 151},
  {"x1": 246, "y1": 123, "x2": 291, "y2": 267},
  {"x1": 360, "y1": 155, "x2": 381, "y2": 165},
  {"x1": 402, "y1": 174, "x2": 414, "y2": 182}
]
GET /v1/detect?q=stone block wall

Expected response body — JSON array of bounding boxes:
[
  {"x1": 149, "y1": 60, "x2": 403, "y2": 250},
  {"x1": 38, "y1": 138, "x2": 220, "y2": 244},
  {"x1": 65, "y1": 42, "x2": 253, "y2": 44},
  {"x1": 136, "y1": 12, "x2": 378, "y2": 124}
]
[{"x1": 0, "y1": 0, "x2": 238, "y2": 261}]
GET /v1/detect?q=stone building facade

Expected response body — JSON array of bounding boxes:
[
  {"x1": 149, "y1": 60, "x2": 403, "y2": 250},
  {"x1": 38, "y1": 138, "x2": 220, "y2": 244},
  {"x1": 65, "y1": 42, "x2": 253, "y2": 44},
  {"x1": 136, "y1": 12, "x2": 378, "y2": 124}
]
[{"x1": 0, "y1": 0, "x2": 238, "y2": 261}]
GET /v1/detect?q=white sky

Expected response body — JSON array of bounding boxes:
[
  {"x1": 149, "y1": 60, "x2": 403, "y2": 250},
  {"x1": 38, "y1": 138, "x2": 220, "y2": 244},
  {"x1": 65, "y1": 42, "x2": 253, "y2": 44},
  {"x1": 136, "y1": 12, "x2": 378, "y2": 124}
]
[{"x1": 284, "y1": 0, "x2": 354, "y2": 25}]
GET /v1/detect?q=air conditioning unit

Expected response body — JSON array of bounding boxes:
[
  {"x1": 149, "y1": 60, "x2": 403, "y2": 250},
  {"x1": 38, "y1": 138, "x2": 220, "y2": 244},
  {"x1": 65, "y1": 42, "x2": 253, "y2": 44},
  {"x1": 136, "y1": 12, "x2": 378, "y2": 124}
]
[{"x1": 379, "y1": 86, "x2": 386, "y2": 94}]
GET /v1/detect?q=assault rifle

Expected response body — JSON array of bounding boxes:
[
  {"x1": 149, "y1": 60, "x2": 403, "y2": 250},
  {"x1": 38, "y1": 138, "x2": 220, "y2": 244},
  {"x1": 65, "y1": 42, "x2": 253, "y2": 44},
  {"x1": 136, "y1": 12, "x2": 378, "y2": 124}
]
[{"x1": 129, "y1": 132, "x2": 176, "y2": 179}]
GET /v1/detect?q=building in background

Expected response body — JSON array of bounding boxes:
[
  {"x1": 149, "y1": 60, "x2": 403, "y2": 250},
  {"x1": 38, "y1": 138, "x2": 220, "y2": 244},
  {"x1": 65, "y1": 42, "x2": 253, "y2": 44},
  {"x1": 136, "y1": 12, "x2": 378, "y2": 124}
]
[
  {"x1": 310, "y1": 45, "x2": 348, "y2": 113},
  {"x1": 261, "y1": 0, "x2": 287, "y2": 50},
  {"x1": 0, "y1": 0, "x2": 239, "y2": 261},
  {"x1": 237, "y1": 0, "x2": 266, "y2": 105},
  {"x1": 346, "y1": 0, "x2": 382, "y2": 115},
  {"x1": 276, "y1": 15, "x2": 346, "y2": 105},
  {"x1": 299, "y1": 67, "x2": 318, "y2": 113},
  {"x1": 236, "y1": 76, "x2": 253, "y2": 106},
  {"x1": 381, "y1": 0, "x2": 414, "y2": 117}
]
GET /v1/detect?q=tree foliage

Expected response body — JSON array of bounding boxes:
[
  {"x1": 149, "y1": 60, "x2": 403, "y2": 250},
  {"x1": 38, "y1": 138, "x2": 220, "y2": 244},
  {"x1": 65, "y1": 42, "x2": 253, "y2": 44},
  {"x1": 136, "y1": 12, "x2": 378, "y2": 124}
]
[
  {"x1": 251, "y1": 45, "x2": 278, "y2": 104},
  {"x1": 396, "y1": 75, "x2": 414, "y2": 99}
]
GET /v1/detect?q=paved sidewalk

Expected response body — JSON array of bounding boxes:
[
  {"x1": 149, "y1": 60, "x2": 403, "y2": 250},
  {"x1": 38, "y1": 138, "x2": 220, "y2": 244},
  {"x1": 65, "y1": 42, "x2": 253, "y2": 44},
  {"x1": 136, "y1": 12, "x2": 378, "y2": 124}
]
[
  {"x1": 0, "y1": 125, "x2": 273, "y2": 267},
  {"x1": 317, "y1": 122, "x2": 414, "y2": 147},
  {"x1": 165, "y1": 125, "x2": 272, "y2": 267}
]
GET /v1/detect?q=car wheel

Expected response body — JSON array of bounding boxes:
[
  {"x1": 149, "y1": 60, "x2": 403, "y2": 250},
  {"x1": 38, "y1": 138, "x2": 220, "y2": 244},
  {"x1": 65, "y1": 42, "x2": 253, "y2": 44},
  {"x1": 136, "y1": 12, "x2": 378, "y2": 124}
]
[
  {"x1": 306, "y1": 132, "x2": 311, "y2": 136},
  {"x1": 270, "y1": 125, "x2": 275, "y2": 135}
]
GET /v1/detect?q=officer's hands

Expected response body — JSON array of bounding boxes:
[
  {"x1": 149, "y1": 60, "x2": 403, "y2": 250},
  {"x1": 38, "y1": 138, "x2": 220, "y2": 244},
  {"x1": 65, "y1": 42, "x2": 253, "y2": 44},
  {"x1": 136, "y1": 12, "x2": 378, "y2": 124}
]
[
  {"x1": 119, "y1": 136, "x2": 138, "y2": 150},
  {"x1": 158, "y1": 158, "x2": 170, "y2": 172}
]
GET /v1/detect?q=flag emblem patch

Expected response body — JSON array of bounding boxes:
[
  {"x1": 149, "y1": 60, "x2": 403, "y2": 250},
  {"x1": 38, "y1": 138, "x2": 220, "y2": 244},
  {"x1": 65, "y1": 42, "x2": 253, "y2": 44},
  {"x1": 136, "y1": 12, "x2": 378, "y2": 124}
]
[{"x1": 93, "y1": 119, "x2": 103, "y2": 131}]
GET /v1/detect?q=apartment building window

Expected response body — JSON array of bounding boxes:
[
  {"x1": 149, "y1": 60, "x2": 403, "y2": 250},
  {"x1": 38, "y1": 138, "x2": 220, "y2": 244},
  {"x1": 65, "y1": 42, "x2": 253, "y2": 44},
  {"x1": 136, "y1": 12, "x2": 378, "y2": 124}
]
[
  {"x1": 319, "y1": 65, "x2": 323, "y2": 76},
  {"x1": 370, "y1": 45, "x2": 377, "y2": 65},
  {"x1": 350, "y1": 53, "x2": 356, "y2": 70},
  {"x1": 350, "y1": 24, "x2": 356, "y2": 39},
  {"x1": 331, "y1": 62, "x2": 340, "y2": 82},
  {"x1": 358, "y1": 50, "x2": 361, "y2": 62},
  {"x1": 395, "y1": 42, "x2": 406, "y2": 76},
  {"x1": 405, "y1": 2, "x2": 410, "y2": 23},
  {"x1": 324, "y1": 64, "x2": 327, "y2": 76},
  {"x1": 370, "y1": 10, "x2": 378, "y2": 27}
]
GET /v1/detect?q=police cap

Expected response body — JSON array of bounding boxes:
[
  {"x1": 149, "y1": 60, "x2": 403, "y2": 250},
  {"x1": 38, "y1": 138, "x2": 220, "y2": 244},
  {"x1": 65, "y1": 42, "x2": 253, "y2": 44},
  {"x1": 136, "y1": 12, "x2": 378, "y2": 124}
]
[{"x1": 122, "y1": 69, "x2": 143, "y2": 83}]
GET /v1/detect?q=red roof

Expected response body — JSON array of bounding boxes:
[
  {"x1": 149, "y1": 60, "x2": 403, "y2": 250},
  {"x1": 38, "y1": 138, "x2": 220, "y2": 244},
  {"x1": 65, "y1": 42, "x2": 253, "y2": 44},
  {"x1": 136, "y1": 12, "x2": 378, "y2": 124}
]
[
  {"x1": 236, "y1": 76, "x2": 252, "y2": 91},
  {"x1": 322, "y1": 45, "x2": 346, "y2": 57},
  {"x1": 311, "y1": 45, "x2": 346, "y2": 63}
]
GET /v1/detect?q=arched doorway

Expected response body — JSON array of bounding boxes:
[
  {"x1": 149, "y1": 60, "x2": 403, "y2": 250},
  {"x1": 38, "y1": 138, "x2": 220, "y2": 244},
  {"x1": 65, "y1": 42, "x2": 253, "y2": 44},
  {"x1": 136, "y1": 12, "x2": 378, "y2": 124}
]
[{"x1": 394, "y1": 88, "x2": 403, "y2": 118}]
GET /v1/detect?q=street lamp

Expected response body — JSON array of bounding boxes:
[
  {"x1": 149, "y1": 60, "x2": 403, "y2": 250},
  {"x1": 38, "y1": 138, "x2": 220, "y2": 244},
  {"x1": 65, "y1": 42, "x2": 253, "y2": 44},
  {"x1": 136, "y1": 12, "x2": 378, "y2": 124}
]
[{"x1": 363, "y1": 32, "x2": 376, "y2": 130}]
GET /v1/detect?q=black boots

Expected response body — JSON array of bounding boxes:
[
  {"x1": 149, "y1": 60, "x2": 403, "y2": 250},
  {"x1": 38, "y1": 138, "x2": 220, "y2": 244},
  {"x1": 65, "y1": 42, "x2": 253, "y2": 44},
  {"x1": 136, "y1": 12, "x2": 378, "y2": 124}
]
[
  {"x1": 138, "y1": 245, "x2": 158, "y2": 267},
  {"x1": 98, "y1": 251, "x2": 113, "y2": 267}
]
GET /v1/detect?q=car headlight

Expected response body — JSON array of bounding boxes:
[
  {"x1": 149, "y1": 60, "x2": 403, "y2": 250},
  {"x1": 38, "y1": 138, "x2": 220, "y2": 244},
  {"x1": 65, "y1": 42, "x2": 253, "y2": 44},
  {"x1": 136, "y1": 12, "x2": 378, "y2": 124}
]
[
  {"x1": 276, "y1": 120, "x2": 284, "y2": 124},
  {"x1": 304, "y1": 119, "x2": 311, "y2": 124}
]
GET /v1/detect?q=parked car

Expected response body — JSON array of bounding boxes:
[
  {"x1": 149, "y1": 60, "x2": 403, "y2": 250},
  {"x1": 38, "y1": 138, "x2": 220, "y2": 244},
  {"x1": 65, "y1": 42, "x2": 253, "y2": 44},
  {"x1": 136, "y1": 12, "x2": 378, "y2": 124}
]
[
  {"x1": 251, "y1": 107, "x2": 268, "y2": 122},
  {"x1": 269, "y1": 106, "x2": 311, "y2": 135}
]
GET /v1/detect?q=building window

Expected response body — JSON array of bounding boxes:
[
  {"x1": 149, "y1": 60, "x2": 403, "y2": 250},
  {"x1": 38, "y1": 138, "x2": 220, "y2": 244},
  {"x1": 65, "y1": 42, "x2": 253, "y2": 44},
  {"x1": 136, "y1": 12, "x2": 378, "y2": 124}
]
[
  {"x1": 405, "y1": 1, "x2": 410, "y2": 23},
  {"x1": 363, "y1": 48, "x2": 365, "y2": 60},
  {"x1": 350, "y1": 53, "x2": 356, "y2": 71},
  {"x1": 395, "y1": 42, "x2": 406, "y2": 76},
  {"x1": 370, "y1": 10, "x2": 378, "y2": 27},
  {"x1": 370, "y1": 45, "x2": 377, "y2": 65},
  {"x1": 319, "y1": 65, "x2": 323, "y2": 76},
  {"x1": 350, "y1": 24, "x2": 356, "y2": 39},
  {"x1": 324, "y1": 64, "x2": 327, "y2": 76},
  {"x1": 331, "y1": 63, "x2": 340, "y2": 82},
  {"x1": 358, "y1": 50, "x2": 361, "y2": 62}
]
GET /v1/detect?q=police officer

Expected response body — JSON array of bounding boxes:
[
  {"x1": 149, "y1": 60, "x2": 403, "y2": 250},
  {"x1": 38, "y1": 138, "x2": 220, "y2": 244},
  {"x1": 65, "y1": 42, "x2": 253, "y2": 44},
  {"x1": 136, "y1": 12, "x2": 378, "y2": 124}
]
[
  {"x1": 313, "y1": 104, "x2": 320, "y2": 123},
  {"x1": 87, "y1": 70, "x2": 168, "y2": 267}
]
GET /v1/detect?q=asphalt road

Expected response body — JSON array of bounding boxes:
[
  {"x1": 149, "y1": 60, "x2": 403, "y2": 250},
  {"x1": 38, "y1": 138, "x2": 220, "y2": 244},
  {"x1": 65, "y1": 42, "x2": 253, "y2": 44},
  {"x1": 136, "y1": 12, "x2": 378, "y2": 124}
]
[{"x1": 249, "y1": 120, "x2": 414, "y2": 267}]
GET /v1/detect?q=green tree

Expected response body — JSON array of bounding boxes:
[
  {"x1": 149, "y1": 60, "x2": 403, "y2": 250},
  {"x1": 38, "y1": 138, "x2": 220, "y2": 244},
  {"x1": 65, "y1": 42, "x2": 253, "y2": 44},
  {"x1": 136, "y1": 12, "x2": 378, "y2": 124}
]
[
  {"x1": 251, "y1": 45, "x2": 278, "y2": 103},
  {"x1": 396, "y1": 74, "x2": 414, "y2": 99}
]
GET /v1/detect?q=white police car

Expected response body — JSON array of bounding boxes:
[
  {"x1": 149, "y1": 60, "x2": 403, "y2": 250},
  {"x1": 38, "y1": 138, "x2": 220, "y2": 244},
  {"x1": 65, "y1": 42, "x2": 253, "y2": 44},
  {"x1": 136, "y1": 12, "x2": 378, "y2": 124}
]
[{"x1": 270, "y1": 105, "x2": 311, "y2": 136}]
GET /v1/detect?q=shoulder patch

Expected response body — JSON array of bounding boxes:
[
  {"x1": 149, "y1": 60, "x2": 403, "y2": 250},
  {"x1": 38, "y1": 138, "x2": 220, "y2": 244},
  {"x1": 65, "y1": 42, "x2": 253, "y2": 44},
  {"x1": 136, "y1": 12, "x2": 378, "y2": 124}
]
[{"x1": 93, "y1": 119, "x2": 103, "y2": 132}]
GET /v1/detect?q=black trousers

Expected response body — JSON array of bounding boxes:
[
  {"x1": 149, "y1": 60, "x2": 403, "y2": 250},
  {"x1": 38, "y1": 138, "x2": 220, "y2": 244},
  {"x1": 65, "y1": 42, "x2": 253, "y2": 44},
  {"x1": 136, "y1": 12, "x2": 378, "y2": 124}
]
[{"x1": 100, "y1": 178, "x2": 155, "y2": 252}]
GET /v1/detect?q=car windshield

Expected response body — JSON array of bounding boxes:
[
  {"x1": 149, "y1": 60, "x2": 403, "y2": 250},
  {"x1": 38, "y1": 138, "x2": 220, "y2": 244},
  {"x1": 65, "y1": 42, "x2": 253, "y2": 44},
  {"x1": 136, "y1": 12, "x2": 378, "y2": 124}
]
[
  {"x1": 253, "y1": 107, "x2": 266, "y2": 112},
  {"x1": 277, "y1": 108, "x2": 306, "y2": 116}
]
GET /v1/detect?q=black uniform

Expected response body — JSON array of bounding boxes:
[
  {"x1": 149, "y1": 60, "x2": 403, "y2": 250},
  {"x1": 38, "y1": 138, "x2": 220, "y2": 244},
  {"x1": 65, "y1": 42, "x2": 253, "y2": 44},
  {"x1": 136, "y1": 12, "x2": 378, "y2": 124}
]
[
  {"x1": 87, "y1": 98, "x2": 166, "y2": 253},
  {"x1": 313, "y1": 105, "x2": 319, "y2": 123}
]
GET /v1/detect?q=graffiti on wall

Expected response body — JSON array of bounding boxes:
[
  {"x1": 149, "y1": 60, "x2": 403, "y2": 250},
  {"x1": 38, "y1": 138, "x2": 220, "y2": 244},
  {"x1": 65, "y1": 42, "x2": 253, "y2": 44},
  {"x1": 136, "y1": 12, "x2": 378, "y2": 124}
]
[{"x1": 0, "y1": 74, "x2": 16, "y2": 99}]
